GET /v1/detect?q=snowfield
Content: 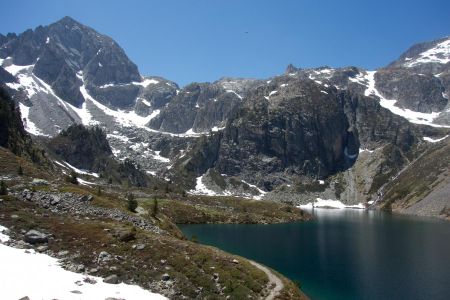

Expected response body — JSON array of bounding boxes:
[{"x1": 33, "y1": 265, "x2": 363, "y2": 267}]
[
  {"x1": 189, "y1": 174, "x2": 266, "y2": 200},
  {"x1": 299, "y1": 198, "x2": 365, "y2": 209},
  {"x1": 0, "y1": 226, "x2": 166, "y2": 300},
  {"x1": 423, "y1": 135, "x2": 449, "y2": 143},
  {"x1": 18, "y1": 102, "x2": 47, "y2": 136},
  {"x1": 190, "y1": 174, "x2": 221, "y2": 196}
]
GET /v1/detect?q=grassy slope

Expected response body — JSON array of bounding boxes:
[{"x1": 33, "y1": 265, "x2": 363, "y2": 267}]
[
  {"x1": 380, "y1": 137, "x2": 450, "y2": 219},
  {"x1": 0, "y1": 146, "x2": 309, "y2": 299},
  {"x1": 139, "y1": 195, "x2": 312, "y2": 224}
]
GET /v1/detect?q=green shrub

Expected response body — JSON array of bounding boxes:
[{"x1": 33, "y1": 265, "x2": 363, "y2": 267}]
[
  {"x1": 127, "y1": 193, "x2": 138, "y2": 212},
  {"x1": 0, "y1": 180, "x2": 7, "y2": 195},
  {"x1": 18, "y1": 165, "x2": 23, "y2": 176},
  {"x1": 66, "y1": 170, "x2": 79, "y2": 185},
  {"x1": 152, "y1": 197, "x2": 159, "y2": 217}
]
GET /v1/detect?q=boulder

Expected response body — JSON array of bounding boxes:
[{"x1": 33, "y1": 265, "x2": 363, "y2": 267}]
[
  {"x1": 161, "y1": 273, "x2": 171, "y2": 281},
  {"x1": 115, "y1": 228, "x2": 136, "y2": 242},
  {"x1": 24, "y1": 230, "x2": 48, "y2": 244},
  {"x1": 132, "y1": 244, "x2": 145, "y2": 250},
  {"x1": 79, "y1": 195, "x2": 94, "y2": 202},
  {"x1": 50, "y1": 195, "x2": 60, "y2": 205},
  {"x1": 103, "y1": 274, "x2": 119, "y2": 284},
  {"x1": 97, "y1": 251, "x2": 112, "y2": 263},
  {"x1": 31, "y1": 178, "x2": 49, "y2": 186}
]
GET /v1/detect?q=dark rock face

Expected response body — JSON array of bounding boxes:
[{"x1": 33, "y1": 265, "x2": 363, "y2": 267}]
[
  {"x1": 375, "y1": 69, "x2": 447, "y2": 113},
  {"x1": 117, "y1": 159, "x2": 149, "y2": 187},
  {"x1": 0, "y1": 66, "x2": 16, "y2": 83},
  {"x1": 217, "y1": 81, "x2": 352, "y2": 180},
  {"x1": 342, "y1": 92, "x2": 418, "y2": 151},
  {"x1": 139, "y1": 77, "x2": 178, "y2": 109},
  {"x1": 0, "y1": 87, "x2": 35, "y2": 157},
  {"x1": 174, "y1": 77, "x2": 431, "y2": 191},
  {"x1": 89, "y1": 84, "x2": 140, "y2": 109}
]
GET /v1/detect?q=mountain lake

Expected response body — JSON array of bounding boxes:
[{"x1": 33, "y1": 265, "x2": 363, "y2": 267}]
[{"x1": 179, "y1": 208, "x2": 450, "y2": 300}]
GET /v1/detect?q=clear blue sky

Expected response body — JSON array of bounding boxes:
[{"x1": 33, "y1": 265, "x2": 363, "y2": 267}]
[{"x1": 1, "y1": 0, "x2": 449, "y2": 86}]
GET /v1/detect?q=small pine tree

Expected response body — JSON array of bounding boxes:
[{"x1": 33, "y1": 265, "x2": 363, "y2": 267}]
[
  {"x1": 0, "y1": 180, "x2": 7, "y2": 195},
  {"x1": 190, "y1": 235, "x2": 198, "y2": 243},
  {"x1": 68, "y1": 170, "x2": 78, "y2": 185},
  {"x1": 164, "y1": 183, "x2": 170, "y2": 194},
  {"x1": 18, "y1": 165, "x2": 23, "y2": 176},
  {"x1": 108, "y1": 177, "x2": 113, "y2": 184},
  {"x1": 97, "y1": 186, "x2": 102, "y2": 196},
  {"x1": 181, "y1": 190, "x2": 187, "y2": 198},
  {"x1": 152, "y1": 197, "x2": 159, "y2": 217},
  {"x1": 127, "y1": 193, "x2": 138, "y2": 212}
]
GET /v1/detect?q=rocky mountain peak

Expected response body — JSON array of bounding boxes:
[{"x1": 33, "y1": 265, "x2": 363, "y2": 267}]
[
  {"x1": 388, "y1": 36, "x2": 450, "y2": 71},
  {"x1": 0, "y1": 16, "x2": 142, "y2": 108},
  {"x1": 285, "y1": 63, "x2": 299, "y2": 74},
  {"x1": 56, "y1": 16, "x2": 81, "y2": 27}
]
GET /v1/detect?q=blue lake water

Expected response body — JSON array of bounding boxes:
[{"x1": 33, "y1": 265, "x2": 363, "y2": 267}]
[{"x1": 179, "y1": 209, "x2": 450, "y2": 300}]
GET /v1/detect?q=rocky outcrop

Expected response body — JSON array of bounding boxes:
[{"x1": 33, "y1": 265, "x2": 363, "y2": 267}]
[
  {"x1": 14, "y1": 189, "x2": 163, "y2": 233},
  {"x1": 135, "y1": 77, "x2": 179, "y2": 115},
  {"x1": 0, "y1": 87, "x2": 44, "y2": 162},
  {"x1": 374, "y1": 69, "x2": 447, "y2": 113},
  {"x1": 0, "y1": 66, "x2": 16, "y2": 84},
  {"x1": 48, "y1": 124, "x2": 112, "y2": 170},
  {"x1": 149, "y1": 82, "x2": 242, "y2": 133},
  {"x1": 46, "y1": 124, "x2": 151, "y2": 187}
]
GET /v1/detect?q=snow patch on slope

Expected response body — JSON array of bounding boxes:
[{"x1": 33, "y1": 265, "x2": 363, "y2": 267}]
[
  {"x1": 404, "y1": 38, "x2": 450, "y2": 67},
  {"x1": 134, "y1": 78, "x2": 159, "y2": 87},
  {"x1": 152, "y1": 151, "x2": 170, "y2": 163},
  {"x1": 299, "y1": 198, "x2": 365, "y2": 209},
  {"x1": 0, "y1": 226, "x2": 166, "y2": 300},
  {"x1": 54, "y1": 160, "x2": 100, "y2": 178},
  {"x1": 190, "y1": 174, "x2": 220, "y2": 196},
  {"x1": 4, "y1": 65, "x2": 41, "y2": 98},
  {"x1": 423, "y1": 135, "x2": 448, "y2": 143},
  {"x1": 77, "y1": 73, "x2": 160, "y2": 128},
  {"x1": 4, "y1": 64, "x2": 33, "y2": 76},
  {"x1": 0, "y1": 225, "x2": 9, "y2": 243},
  {"x1": 225, "y1": 90, "x2": 243, "y2": 100},
  {"x1": 107, "y1": 133, "x2": 130, "y2": 143},
  {"x1": 241, "y1": 180, "x2": 267, "y2": 200},
  {"x1": 98, "y1": 78, "x2": 159, "y2": 89},
  {"x1": 348, "y1": 72, "x2": 368, "y2": 85},
  {"x1": 18, "y1": 102, "x2": 47, "y2": 136},
  {"x1": 189, "y1": 174, "x2": 266, "y2": 200}
]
